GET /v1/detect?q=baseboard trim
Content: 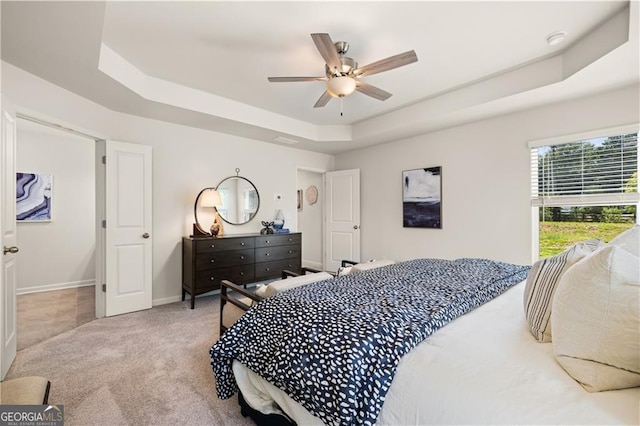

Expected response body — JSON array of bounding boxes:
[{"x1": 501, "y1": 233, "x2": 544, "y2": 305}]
[
  {"x1": 152, "y1": 295, "x2": 183, "y2": 306},
  {"x1": 17, "y1": 279, "x2": 95, "y2": 295},
  {"x1": 303, "y1": 259, "x2": 323, "y2": 270}
]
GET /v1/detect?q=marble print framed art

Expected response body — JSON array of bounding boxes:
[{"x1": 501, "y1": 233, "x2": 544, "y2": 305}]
[
  {"x1": 16, "y1": 172, "x2": 53, "y2": 222},
  {"x1": 402, "y1": 167, "x2": 442, "y2": 229}
]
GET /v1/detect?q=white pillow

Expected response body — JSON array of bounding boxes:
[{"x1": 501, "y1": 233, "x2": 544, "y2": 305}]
[
  {"x1": 336, "y1": 266, "x2": 353, "y2": 276},
  {"x1": 256, "y1": 272, "x2": 333, "y2": 298},
  {"x1": 552, "y1": 245, "x2": 640, "y2": 392},
  {"x1": 351, "y1": 259, "x2": 395, "y2": 273},
  {"x1": 523, "y1": 240, "x2": 604, "y2": 343},
  {"x1": 609, "y1": 225, "x2": 639, "y2": 257}
]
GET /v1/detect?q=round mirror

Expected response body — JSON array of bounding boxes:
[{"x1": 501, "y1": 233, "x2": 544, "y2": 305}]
[{"x1": 215, "y1": 175, "x2": 260, "y2": 225}]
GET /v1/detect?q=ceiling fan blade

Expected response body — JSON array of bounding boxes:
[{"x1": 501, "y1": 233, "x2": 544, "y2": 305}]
[
  {"x1": 268, "y1": 77, "x2": 326, "y2": 82},
  {"x1": 311, "y1": 33, "x2": 342, "y2": 75},
  {"x1": 313, "y1": 91, "x2": 333, "y2": 108},
  {"x1": 354, "y1": 50, "x2": 418, "y2": 77},
  {"x1": 356, "y1": 81, "x2": 392, "y2": 101}
]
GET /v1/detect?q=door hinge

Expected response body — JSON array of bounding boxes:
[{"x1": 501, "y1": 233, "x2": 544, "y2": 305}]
[
  {"x1": 102, "y1": 220, "x2": 106, "y2": 228},
  {"x1": 102, "y1": 155, "x2": 106, "y2": 165},
  {"x1": 102, "y1": 284, "x2": 106, "y2": 292}
]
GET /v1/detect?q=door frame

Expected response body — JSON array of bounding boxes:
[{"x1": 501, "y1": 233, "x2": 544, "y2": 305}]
[
  {"x1": 95, "y1": 139, "x2": 107, "y2": 318},
  {"x1": 1, "y1": 96, "x2": 18, "y2": 379},
  {"x1": 295, "y1": 166, "x2": 326, "y2": 271}
]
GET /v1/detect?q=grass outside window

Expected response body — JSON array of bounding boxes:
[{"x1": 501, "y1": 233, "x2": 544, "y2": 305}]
[{"x1": 539, "y1": 221, "x2": 635, "y2": 258}]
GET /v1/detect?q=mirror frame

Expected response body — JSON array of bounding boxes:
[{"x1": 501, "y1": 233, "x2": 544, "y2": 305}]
[{"x1": 215, "y1": 174, "x2": 260, "y2": 226}]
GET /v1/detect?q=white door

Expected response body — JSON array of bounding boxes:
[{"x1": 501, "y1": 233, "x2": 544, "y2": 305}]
[
  {"x1": 1, "y1": 96, "x2": 18, "y2": 379},
  {"x1": 324, "y1": 169, "x2": 360, "y2": 272},
  {"x1": 105, "y1": 140, "x2": 152, "y2": 317}
]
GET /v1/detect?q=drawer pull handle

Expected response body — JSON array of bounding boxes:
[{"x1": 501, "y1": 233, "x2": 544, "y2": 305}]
[
  {"x1": 210, "y1": 260, "x2": 215, "y2": 263},
  {"x1": 240, "y1": 256, "x2": 245, "y2": 260},
  {"x1": 210, "y1": 277, "x2": 215, "y2": 281},
  {"x1": 265, "y1": 253, "x2": 270, "y2": 256},
  {"x1": 266, "y1": 267, "x2": 270, "y2": 272},
  {"x1": 265, "y1": 240, "x2": 270, "y2": 244},
  {"x1": 288, "y1": 238, "x2": 292, "y2": 242},
  {"x1": 240, "y1": 272, "x2": 244, "y2": 276},
  {"x1": 210, "y1": 244, "x2": 215, "y2": 248},
  {"x1": 241, "y1": 242, "x2": 245, "y2": 246},
  {"x1": 288, "y1": 250, "x2": 293, "y2": 254}
]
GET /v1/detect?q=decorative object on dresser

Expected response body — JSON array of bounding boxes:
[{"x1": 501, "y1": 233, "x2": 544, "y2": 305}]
[
  {"x1": 402, "y1": 167, "x2": 442, "y2": 229},
  {"x1": 182, "y1": 233, "x2": 301, "y2": 309},
  {"x1": 273, "y1": 209, "x2": 285, "y2": 230},
  {"x1": 297, "y1": 189, "x2": 303, "y2": 211},
  {"x1": 259, "y1": 221, "x2": 275, "y2": 235}
]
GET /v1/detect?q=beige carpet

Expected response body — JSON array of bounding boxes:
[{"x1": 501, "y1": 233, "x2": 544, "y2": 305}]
[{"x1": 7, "y1": 295, "x2": 253, "y2": 426}]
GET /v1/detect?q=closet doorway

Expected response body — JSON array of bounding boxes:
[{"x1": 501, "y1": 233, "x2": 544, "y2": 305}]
[
  {"x1": 15, "y1": 116, "x2": 96, "y2": 350},
  {"x1": 296, "y1": 168, "x2": 324, "y2": 271}
]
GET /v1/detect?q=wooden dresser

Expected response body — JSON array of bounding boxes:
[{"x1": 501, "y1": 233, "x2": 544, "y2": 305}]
[{"x1": 182, "y1": 233, "x2": 301, "y2": 308}]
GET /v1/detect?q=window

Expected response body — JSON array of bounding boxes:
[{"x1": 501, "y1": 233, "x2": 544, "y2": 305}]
[{"x1": 530, "y1": 125, "x2": 638, "y2": 259}]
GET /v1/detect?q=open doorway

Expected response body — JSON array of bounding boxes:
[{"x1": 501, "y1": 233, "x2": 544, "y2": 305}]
[
  {"x1": 15, "y1": 117, "x2": 96, "y2": 350},
  {"x1": 296, "y1": 168, "x2": 324, "y2": 271}
]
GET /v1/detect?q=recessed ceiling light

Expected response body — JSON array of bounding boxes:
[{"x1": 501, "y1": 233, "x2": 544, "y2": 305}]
[{"x1": 546, "y1": 31, "x2": 567, "y2": 46}]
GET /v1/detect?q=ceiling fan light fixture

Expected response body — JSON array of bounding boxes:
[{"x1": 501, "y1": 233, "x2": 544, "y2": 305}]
[{"x1": 327, "y1": 76, "x2": 356, "y2": 98}]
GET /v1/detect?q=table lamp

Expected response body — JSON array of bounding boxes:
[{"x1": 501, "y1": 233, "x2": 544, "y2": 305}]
[{"x1": 199, "y1": 188, "x2": 224, "y2": 237}]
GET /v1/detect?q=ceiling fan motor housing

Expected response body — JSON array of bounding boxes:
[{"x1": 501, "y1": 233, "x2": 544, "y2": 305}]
[{"x1": 326, "y1": 57, "x2": 357, "y2": 77}]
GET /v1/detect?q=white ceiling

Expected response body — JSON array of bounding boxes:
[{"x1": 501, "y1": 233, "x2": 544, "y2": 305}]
[{"x1": 1, "y1": 1, "x2": 638, "y2": 154}]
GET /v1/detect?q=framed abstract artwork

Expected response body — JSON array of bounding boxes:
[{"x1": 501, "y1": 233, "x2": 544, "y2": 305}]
[
  {"x1": 16, "y1": 172, "x2": 53, "y2": 222},
  {"x1": 402, "y1": 167, "x2": 442, "y2": 229}
]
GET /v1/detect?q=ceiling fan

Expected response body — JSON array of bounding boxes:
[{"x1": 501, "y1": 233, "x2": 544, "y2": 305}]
[{"x1": 268, "y1": 33, "x2": 418, "y2": 109}]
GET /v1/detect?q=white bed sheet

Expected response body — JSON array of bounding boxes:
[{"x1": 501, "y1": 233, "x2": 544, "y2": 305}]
[{"x1": 232, "y1": 281, "x2": 640, "y2": 425}]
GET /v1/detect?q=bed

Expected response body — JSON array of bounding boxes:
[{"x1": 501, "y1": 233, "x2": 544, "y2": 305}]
[{"x1": 210, "y1": 255, "x2": 639, "y2": 425}]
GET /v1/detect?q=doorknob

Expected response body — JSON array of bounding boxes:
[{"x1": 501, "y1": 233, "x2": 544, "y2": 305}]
[
  {"x1": 3, "y1": 246, "x2": 19, "y2": 255},
  {"x1": 142, "y1": 233, "x2": 150, "y2": 239},
  {"x1": 353, "y1": 225, "x2": 359, "y2": 230}
]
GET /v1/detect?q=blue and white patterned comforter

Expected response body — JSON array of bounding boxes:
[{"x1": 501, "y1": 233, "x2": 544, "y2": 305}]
[{"x1": 210, "y1": 258, "x2": 530, "y2": 426}]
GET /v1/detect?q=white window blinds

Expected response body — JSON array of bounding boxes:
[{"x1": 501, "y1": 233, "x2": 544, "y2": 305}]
[{"x1": 530, "y1": 131, "x2": 638, "y2": 207}]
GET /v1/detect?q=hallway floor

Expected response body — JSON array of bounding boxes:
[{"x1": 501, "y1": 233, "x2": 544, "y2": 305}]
[{"x1": 17, "y1": 286, "x2": 95, "y2": 351}]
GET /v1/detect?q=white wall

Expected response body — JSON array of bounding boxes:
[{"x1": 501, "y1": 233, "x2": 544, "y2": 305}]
[
  {"x1": 16, "y1": 119, "x2": 95, "y2": 293},
  {"x1": 296, "y1": 169, "x2": 323, "y2": 269},
  {"x1": 335, "y1": 84, "x2": 640, "y2": 266},
  {"x1": 3, "y1": 62, "x2": 334, "y2": 304}
]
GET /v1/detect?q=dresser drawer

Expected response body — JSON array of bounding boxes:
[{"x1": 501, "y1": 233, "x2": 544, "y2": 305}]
[
  {"x1": 254, "y1": 233, "x2": 301, "y2": 248},
  {"x1": 195, "y1": 237, "x2": 255, "y2": 253},
  {"x1": 196, "y1": 264, "x2": 255, "y2": 287},
  {"x1": 195, "y1": 248, "x2": 255, "y2": 270},
  {"x1": 255, "y1": 259, "x2": 302, "y2": 279},
  {"x1": 255, "y1": 245, "x2": 301, "y2": 262}
]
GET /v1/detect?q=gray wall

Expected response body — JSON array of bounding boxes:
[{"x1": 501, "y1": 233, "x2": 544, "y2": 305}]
[
  {"x1": 335, "y1": 84, "x2": 639, "y2": 266},
  {"x1": 4, "y1": 61, "x2": 334, "y2": 305}
]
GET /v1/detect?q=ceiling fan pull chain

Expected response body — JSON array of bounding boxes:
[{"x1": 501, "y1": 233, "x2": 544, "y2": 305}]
[{"x1": 340, "y1": 97, "x2": 344, "y2": 117}]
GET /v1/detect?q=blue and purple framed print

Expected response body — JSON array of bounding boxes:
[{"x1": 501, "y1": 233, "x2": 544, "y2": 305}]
[
  {"x1": 16, "y1": 172, "x2": 52, "y2": 222},
  {"x1": 402, "y1": 167, "x2": 441, "y2": 228}
]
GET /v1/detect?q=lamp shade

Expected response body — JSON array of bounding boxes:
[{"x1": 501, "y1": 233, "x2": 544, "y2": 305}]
[
  {"x1": 200, "y1": 189, "x2": 222, "y2": 207},
  {"x1": 327, "y1": 76, "x2": 357, "y2": 98}
]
